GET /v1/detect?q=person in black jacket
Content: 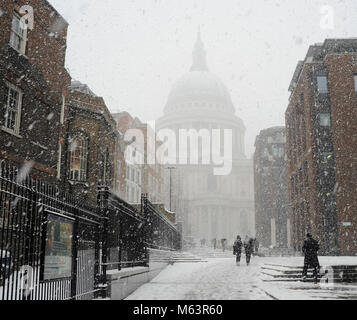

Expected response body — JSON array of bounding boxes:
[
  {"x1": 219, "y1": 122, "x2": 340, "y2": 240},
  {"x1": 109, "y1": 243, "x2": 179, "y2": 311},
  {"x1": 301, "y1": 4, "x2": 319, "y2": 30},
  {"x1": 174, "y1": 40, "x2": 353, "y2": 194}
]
[
  {"x1": 302, "y1": 233, "x2": 320, "y2": 283},
  {"x1": 233, "y1": 235, "x2": 243, "y2": 266},
  {"x1": 244, "y1": 236, "x2": 254, "y2": 266}
]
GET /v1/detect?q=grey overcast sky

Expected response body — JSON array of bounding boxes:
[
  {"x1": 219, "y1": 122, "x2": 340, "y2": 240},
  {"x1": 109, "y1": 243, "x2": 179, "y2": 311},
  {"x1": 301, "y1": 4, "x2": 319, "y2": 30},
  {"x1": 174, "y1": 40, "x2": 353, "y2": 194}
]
[{"x1": 49, "y1": 0, "x2": 357, "y2": 157}]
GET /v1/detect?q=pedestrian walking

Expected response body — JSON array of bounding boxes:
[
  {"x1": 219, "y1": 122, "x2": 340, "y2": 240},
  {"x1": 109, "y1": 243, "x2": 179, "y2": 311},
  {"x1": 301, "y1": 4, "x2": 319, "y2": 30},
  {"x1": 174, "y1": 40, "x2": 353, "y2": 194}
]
[
  {"x1": 244, "y1": 236, "x2": 254, "y2": 266},
  {"x1": 212, "y1": 238, "x2": 217, "y2": 250},
  {"x1": 254, "y1": 238, "x2": 259, "y2": 255},
  {"x1": 221, "y1": 238, "x2": 227, "y2": 252},
  {"x1": 302, "y1": 233, "x2": 320, "y2": 283},
  {"x1": 252, "y1": 238, "x2": 259, "y2": 257},
  {"x1": 233, "y1": 235, "x2": 243, "y2": 266}
]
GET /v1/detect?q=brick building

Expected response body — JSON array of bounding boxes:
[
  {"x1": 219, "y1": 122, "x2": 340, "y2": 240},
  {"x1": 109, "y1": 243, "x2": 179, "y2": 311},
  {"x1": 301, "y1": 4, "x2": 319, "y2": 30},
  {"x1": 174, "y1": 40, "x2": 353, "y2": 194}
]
[
  {"x1": 286, "y1": 39, "x2": 357, "y2": 255},
  {"x1": 113, "y1": 112, "x2": 144, "y2": 204},
  {"x1": 254, "y1": 127, "x2": 290, "y2": 250},
  {"x1": 0, "y1": 0, "x2": 70, "y2": 182},
  {"x1": 113, "y1": 112, "x2": 165, "y2": 204},
  {"x1": 64, "y1": 80, "x2": 119, "y2": 206},
  {"x1": 134, "y1": 120, "x2": 165, "y2": 204}
]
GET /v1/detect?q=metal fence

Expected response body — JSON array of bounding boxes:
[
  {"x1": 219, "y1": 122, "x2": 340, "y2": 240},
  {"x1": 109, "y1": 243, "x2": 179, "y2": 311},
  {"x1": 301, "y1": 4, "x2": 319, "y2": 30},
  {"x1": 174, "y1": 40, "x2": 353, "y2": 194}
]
[
  {"x1": 0, "y1": 162, "x2": 181, "y2": 300},
  {"x1": 0, "y1": 161, "x2": 101, "y2": 300},
  {"x1": 99, "y1": 187, "x2": 147, "y2": 276},
  {"x1": 142, "y1": 194, "x2": 181, "y2": 252},
  {"x1": 99, "y1": 190, "x2": 181, "y2": 278}
]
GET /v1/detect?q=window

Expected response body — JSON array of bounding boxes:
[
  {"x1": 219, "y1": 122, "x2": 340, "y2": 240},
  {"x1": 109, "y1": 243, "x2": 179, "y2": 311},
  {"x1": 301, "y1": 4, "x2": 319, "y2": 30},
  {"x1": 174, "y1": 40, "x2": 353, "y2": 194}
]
[
  {"x1": 303, "y1": 161, "x2": 309, "y2": 188},
  {"x1": 69, "y1": 135, "x2": 88, "y2": 181},
  {"x1": 126, "y1": 166, "x2": 129, "y2": 180},
  {"x1": 60, "y1": 95, "x2": 65, "y2": 125},
  {"x1": 101, "y1": 147, "x2": 109, "y2": 184},
  {"x1": 299, "y1": 168, "x2": 303, "y2": 194},
  {"x1": 319, "y1": 113, "x2": 331, "y2": 127},
  {"x1": 9, "y1": 13, "x2": 28, "y2": 54},
  {"x1": 130, "y1": 167, "x2": 134, "y2": 181},
  {"x1": 2, "y1": 82, "x2": 22, "y2": 135},
  {"x1": 272, "y1": 145, "x2": 278, "y2": 157},
  {"x1": 317, "y1": 76, "x2": 328, "y2": 93},
  {"x1": 126, "y1": 185, "x2": 129, "y2": 199}
]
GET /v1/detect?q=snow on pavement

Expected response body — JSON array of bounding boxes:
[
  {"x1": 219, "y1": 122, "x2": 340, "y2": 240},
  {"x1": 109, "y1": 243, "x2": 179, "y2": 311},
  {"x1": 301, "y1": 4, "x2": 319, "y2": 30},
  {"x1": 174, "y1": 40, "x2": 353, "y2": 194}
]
[
  {"x1": 126, "y1": 255, "x2": 357, "y2": 300},
  {"x1": 126, "y1": 257, "x2": 272, "y2": 300},
  {"x1": 260, "y1": 256, "x2": 357, "y2": 300}
]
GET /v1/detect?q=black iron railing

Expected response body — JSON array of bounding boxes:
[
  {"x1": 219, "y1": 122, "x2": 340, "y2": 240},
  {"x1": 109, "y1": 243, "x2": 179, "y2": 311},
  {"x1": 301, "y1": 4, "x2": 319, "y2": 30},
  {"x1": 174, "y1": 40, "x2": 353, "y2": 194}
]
[{"x1": 0, "y1": 161, "x2": 181, "y2": 300}]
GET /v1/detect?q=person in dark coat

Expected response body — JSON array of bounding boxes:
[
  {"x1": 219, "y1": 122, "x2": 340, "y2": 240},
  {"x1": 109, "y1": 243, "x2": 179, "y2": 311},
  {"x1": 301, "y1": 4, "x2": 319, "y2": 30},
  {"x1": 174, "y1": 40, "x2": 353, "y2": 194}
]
[
  {"x1": 233, "y1": 235, "x2": 243, "y2": 265},
  {"x1": 244, "y1": 237, "x2": 254, "y2": 266},
  {"x1": 221, "y1": 238, "x2": 227, "y2": 252},
  {"x1": 212, "y1": 238, "x2": 217, "y2": 250},
  {"x1": 302, "y1": 233, "x2": 320, "y2": 283},
  {"x1": 253, "y1": 238, "x2": 259, "y2": 256}
]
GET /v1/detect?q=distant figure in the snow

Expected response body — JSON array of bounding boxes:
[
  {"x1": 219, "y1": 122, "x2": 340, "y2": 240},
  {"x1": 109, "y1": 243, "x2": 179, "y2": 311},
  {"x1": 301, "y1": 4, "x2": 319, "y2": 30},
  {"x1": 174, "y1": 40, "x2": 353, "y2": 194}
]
[
  {"x1": 233, "y1": 235, "x2": 243, "y2": 265},
  {"x1": 302, "y1": 233, "x2": 320, "y2": 283},
  {"x1": 244, "y1": 236, "x2": 254, "y2": 266},
  {"x1": 212, "y1": 238, "x2": 217, "y2": 250},
  {"x1": 221, "y1": 238, "x2": 227, "y2": 252},
  {"x1": 253, "y1": 238, "x2": 259, "y2": 256},
  {"x1": 200, "y1": 239, "x2": 206, "y2": 247}
]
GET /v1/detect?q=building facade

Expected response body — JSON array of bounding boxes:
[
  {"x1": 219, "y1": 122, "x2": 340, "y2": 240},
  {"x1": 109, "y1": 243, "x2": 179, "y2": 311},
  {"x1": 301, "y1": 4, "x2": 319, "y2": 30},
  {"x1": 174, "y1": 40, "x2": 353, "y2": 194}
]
[
  {"x1": 135, "y1": 120, "x2": 165, "y2": 204},
  {"x1": 254, "y1": 127, "x2": 289, "y2": 250},
  {"x1": 0, "y1": 0, "x2": 70, "y2": 182},
  {"x1": 286, "y1": 39, "x2": 357, "y2": 255},
  {"x1": 113, "y1": 112, "x2": 144, "y2": 204},
  {"x1": 65, "y1": 80, "x2": 118, "y2": 206},
  {"x1": 113, "y1": 112, "x2": 165, "y2": 204},
  {"x1": 157, "y1": 33, "x2": 255, "y2": 245}
]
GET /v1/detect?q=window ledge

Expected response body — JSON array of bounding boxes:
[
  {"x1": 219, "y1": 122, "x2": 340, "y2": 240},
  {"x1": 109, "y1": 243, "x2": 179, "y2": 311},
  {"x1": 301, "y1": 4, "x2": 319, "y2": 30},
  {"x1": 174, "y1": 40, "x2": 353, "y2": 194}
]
[
  {"x1": 8, "y1": 45, "x2": 29, "y2": 59},
  {"x1": 1, "y1": 126, "x2": 22, "y2": 138},
  {"x1": 30, "y1": 141, "x2": 48, "y2": 150},
  {"x1": 68, "y1": 180, "x2": 88, "y2": 185}
]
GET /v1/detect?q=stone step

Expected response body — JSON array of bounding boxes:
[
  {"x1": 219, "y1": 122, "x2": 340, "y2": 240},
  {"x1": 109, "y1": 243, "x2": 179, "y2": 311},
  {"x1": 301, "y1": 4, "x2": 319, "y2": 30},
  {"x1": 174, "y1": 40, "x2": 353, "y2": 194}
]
[
  {"x1": 261, "y1": 263, "x2": 357, "y2": 284},
  {"x1": 261, "y1": 266, "x2": 302, "y2": 274},
  {"x1": 261, "y1": 278, "x2": 320, "y2": 283},
  {"x1": 261, "y1": 271, "x2": 322, "y2": 279}
]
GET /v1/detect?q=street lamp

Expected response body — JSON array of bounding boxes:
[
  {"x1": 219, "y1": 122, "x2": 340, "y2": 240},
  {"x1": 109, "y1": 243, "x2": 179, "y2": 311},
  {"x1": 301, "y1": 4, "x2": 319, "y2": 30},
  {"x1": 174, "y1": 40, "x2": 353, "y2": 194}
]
[{"x1": 166, "y1": 166, "x2": 176, "y2": 212}]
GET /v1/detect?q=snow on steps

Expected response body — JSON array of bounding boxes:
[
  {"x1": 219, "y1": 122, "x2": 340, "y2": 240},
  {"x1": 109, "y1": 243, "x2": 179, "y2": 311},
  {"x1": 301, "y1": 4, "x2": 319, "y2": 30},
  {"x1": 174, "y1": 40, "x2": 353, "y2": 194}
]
[
  {"x1": 168, "y1": 252, "x2": 208, "y2": 264},
  {"x1": 187, "y1": 248, "x2": 235, "y2": 259},
  {"x1": 261, "y1": 263, "x2": 357, "y2": 283}
]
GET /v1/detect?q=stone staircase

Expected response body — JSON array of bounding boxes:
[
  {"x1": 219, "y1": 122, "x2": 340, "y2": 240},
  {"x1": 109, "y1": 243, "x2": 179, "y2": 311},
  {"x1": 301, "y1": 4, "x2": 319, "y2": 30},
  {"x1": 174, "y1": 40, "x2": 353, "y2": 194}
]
[
  {"x1": 169, "y1": 251, "x2": 208, "y2": 264},
  {"x1": 261, "y1": 263, "x2": 357, "y2": 283},
  {"x1": 187, "y1": 247, "x2": 234, "y2": 259},
  {"x1": 321, "y1": 265, "x2": 357, "y2": 283}
]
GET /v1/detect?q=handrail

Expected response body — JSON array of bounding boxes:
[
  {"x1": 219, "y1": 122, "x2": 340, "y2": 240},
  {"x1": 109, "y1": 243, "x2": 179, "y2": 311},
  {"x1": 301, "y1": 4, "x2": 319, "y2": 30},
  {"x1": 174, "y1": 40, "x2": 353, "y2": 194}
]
[{"x1": 101, "y1": 260, "x2": 147, "y2": 266}]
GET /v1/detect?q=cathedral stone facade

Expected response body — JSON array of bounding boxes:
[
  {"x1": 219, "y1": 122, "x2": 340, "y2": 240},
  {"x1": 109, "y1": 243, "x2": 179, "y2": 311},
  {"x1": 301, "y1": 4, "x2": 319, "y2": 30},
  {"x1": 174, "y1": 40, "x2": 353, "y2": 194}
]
[{"x1": 157, "y1": 33, "x2": 255, "y2": 246}]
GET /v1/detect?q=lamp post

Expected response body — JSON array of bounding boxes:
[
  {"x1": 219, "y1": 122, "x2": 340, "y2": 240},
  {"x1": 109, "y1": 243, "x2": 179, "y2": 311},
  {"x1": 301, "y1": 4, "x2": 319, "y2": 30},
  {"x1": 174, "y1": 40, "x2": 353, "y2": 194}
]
[{"x1": 166, "y1": 166, "x2": 176, "y2": 212}]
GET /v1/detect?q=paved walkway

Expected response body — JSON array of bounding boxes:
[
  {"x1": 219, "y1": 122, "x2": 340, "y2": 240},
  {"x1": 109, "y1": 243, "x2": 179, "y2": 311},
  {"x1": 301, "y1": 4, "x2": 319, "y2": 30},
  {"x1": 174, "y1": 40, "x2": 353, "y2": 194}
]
[
  {"x1": 126, "y1": 257, "x2": 271, "y2": 300},
  {"x1": 126, "y1": 254, "x2": 357, "y2": 300}
]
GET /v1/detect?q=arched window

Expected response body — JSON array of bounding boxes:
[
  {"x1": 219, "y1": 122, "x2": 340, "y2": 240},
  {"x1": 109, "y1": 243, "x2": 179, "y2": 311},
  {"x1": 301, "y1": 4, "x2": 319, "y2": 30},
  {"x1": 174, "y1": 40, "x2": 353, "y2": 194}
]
[{"x1": 69, "y1": 134, "x2": 88, "y2": 181}]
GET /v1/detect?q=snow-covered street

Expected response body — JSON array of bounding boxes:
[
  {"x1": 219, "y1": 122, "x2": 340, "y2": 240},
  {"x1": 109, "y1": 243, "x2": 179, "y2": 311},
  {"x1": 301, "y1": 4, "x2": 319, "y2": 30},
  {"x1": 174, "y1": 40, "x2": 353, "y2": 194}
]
[
  {"x1": 126, "y1": 253, "x2": 357, "y2": 300},
  {"x1": 126, "y1": 256, "x2": 271, "y2": 300}
]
